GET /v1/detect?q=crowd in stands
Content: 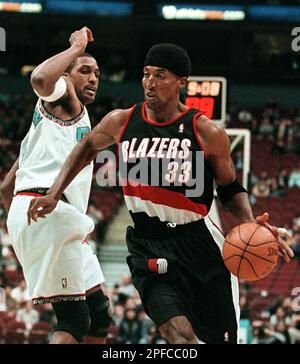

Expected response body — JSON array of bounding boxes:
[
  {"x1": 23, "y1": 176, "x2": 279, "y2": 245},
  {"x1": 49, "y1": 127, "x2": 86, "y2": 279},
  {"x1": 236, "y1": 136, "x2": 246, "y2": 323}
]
[
  {"x1": 1, "y1": 92, "x2": 300, "y2": 343},
  {"x1": 229, "y1": 101, "x2": 300, "y2": 262},
  {"x1": 239, "y1": 281, "x2": 300, "y2": 344}
]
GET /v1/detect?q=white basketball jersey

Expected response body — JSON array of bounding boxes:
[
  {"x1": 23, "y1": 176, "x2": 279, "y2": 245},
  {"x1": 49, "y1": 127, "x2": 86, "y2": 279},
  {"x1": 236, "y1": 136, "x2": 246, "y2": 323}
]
[{"x1": 15, "y1": 99, "x2": 93, "y2": 214}]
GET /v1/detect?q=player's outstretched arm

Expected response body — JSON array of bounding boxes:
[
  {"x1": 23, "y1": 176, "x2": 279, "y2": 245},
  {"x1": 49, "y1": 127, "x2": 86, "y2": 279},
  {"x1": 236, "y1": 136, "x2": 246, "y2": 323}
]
[
  {"x1": 195, "y1": 115, "x2": 294, "y2": 262},
  {"x1": 31, "y1": 27, "x2": 93, "y2": 99},
  {"x1": 0, "y1": 158, "x2": 19, "y2": 213},
  {"x1": 27, "y1": 108, "x2": 129, "y2": 224}
]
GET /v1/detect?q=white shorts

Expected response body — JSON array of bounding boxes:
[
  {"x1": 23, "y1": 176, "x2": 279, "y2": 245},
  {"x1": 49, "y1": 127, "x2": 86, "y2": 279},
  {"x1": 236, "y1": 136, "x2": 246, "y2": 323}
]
[{"x1": 7, "y1": 195, "x2": 105, "y2": 304}]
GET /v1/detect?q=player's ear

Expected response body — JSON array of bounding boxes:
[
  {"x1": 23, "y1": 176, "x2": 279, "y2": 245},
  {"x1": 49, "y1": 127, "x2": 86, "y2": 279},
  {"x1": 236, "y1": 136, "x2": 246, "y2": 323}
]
[{"x1": 178, "y1": 77, "x2": 187, "y2": 89}]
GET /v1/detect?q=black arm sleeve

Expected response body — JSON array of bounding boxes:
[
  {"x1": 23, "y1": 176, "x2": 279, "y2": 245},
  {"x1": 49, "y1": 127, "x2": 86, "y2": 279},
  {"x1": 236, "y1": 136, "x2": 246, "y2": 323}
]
[{"x1": 216, "y1": 179, "x2": 248, "y2": 206}]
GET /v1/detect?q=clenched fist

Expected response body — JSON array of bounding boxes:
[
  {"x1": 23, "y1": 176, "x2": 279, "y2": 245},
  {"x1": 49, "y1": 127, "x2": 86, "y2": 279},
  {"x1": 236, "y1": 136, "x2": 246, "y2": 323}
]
[{"x1": 69, "y1": 26, "x2": 94, "y2": 52}]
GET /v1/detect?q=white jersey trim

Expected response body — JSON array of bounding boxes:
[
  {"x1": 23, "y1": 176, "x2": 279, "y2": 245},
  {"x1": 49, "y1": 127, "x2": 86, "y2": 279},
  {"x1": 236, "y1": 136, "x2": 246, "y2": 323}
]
[
  {"x1": 124, "y1": 195, "x2": 202, "y2": 224},
  {"x1": 38, "y1": 99, "x2": 85, "y2": 127},
  {"x1": 204, "y1": 216, "x2": 240, "y2": 342}
]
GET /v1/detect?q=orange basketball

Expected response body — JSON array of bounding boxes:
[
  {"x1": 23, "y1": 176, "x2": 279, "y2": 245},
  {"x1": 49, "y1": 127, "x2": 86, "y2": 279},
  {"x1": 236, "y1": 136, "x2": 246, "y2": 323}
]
[{"x1": 222, "y1": 223, "x2": 279, "y2": 281}]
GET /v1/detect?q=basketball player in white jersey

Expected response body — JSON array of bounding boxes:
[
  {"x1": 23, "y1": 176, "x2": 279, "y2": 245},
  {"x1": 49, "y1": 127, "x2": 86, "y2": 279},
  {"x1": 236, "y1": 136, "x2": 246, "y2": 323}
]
[{"x1": 0, "y1": 27, "x2": 111, "y2": 344}]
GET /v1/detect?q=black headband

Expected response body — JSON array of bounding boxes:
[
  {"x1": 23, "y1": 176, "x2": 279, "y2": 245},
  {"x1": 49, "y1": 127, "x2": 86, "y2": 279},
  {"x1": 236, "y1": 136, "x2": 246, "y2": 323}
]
[{"x1": 144, "y1": 43, "x2": 191, "y2": 77}]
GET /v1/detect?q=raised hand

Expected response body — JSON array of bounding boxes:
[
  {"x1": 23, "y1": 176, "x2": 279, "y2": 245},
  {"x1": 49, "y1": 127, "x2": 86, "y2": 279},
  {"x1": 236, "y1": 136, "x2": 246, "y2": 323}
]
[{"x1": 69, "y1": 26, "x2": 94, "y2": 51}]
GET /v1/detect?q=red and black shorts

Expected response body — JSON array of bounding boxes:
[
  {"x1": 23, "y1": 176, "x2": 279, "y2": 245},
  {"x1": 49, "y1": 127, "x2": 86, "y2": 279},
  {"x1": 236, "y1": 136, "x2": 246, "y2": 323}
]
[{"x1": 126, "y1": 219, "x2": 239, "y2": 344}]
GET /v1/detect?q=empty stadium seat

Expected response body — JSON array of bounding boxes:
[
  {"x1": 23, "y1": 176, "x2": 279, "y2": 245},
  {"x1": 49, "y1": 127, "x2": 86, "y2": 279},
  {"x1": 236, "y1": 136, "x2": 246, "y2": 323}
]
[
  {"x1": 5, "y1": 321, "x2": 27, "y2": 344},
  {"x1": 0, "y1": 318, "x2": 6, "y2": 344},
  {"x1": 27, "y1": 322, "x2": 51, "y2": 344}
]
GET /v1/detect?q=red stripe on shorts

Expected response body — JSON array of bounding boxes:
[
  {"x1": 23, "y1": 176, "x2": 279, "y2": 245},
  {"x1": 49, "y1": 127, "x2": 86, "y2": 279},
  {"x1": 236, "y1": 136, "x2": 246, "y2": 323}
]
[{"x1": 16, "y1": 192, "x2": 44, "y2": 198}]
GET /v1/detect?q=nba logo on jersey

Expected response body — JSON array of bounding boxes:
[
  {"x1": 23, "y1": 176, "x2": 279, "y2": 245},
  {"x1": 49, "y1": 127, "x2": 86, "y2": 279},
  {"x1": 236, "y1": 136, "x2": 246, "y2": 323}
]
[
  {"x1": 224, "y1": 331, "x2": 229, "y2": 342},
  {"x1": 62, "y1": 278, "x2": 68, "y2": 289},
  {"x1": 179, "y1": 123, "x2": 184, "y2": 133}
]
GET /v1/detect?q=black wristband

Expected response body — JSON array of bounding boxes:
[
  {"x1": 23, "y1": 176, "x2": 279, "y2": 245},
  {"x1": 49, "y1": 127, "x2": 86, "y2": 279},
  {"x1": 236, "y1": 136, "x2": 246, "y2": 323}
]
[{"x1": 216, "y1": 179, "x2": 248, "y2": 206}]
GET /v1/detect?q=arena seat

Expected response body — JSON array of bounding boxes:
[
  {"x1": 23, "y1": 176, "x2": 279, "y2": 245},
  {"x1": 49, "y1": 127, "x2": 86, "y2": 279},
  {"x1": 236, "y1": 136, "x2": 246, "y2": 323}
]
[
  {"x1": 250, "y1": 260, "x2": 300, "y2": 297},
  {"x1": 0, "y1": 312, "x2": 16, "y2": 328},
  {"x1": 90, "y1": 190, "x2": 123, "y2": 222},
  {"x1": 3, "y1": 270, "x2": 20, "y2": 286},
  {"x1": 27, "y1": 322, "x2": 51, "y2": 344},
  {"x1": 0, "y1": 319, "x2": 6, "y2": 344},
  {"x1": 106, "y1": 324, "x2": 119, "y2": 344},
  {"x1": 5, "y1": 321, "x2": 27, "y2": 344}
]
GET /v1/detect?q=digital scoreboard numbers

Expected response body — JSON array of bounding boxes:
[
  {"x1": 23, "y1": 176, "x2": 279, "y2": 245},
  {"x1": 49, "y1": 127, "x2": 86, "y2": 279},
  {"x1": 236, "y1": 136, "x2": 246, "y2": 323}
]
[{"x1": 185, "y1": 77, "x2": 227, "y2": 124}]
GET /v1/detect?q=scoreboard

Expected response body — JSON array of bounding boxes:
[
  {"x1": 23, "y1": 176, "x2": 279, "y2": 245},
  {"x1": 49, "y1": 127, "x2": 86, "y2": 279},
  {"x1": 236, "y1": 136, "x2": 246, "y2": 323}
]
[{"x1": 185, "y1": 77, "x2": 227, "y2": 124}]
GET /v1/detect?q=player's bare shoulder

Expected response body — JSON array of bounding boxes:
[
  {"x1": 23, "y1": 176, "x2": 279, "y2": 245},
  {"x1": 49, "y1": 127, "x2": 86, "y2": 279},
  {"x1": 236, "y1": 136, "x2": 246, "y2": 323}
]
[
  {"x1": 195, "y1": 114, "x2": 225, "y2": 138},
  {"x1": 194, "y1": 114, "x2": 230, "y2": 157}
]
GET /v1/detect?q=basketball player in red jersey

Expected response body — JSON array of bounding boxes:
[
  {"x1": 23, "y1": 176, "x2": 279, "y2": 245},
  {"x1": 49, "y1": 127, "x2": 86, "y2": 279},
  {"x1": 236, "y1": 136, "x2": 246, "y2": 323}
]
[{"x1": 27, "y1": 44, "x2": 294, "y2": 344}]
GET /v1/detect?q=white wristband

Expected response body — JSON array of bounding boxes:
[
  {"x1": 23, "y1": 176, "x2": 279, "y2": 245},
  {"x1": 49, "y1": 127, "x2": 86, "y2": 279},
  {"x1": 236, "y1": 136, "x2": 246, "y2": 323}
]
[{"x1": 34, "y1": 77, "x2": 67, "y2": 102}]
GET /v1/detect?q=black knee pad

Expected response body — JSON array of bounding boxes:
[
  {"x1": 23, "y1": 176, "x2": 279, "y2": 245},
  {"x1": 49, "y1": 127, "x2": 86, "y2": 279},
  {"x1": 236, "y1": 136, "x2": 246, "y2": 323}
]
[
  {"x1": 86, "y1": 289, "x2": 112, "y2": 338},
  {"x1": 52, "y1": 300, "x2": 90, "y2": 342}
]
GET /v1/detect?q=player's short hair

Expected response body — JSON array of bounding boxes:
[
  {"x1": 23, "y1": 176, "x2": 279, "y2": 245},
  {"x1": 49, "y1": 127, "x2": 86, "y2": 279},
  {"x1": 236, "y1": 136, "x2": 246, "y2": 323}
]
[
  {"x1": 144, "y1": 43, "x2": 191, "y2": 78},
  {"x1": 65, "y1": 52, "x2": 95, "y2": 73}
]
